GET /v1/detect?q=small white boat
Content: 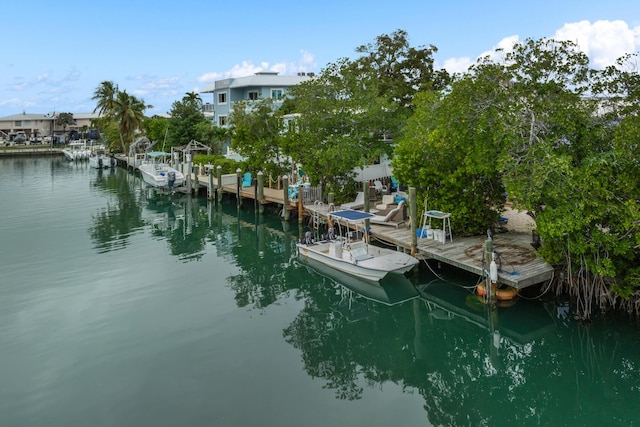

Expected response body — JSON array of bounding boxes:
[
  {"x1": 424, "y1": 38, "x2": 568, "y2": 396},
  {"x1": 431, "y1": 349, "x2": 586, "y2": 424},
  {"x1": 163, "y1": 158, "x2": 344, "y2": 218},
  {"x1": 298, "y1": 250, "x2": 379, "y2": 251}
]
[
  {"x1": 138, "y1": 151, "x2": 185, "y2": 190},
  {"x1": 62, "y1": 141, "x2": 91, "y2": 161},
  {"x1": 89, "y1": 149, "x2": 115, "y2": 169},
  {"x1": 297, "y1": 209, "x2": 419, "y2": 281}
]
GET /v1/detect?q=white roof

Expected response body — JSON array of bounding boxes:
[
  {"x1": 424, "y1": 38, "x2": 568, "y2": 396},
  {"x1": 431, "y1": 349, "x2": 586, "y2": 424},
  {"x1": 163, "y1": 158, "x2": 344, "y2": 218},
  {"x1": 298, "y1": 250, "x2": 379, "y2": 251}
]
[
  {"x1": 0, "y1": 112, "x2": 100, "y2": 120},
  {"x1": 201, "y1": 72, "x2": 311, "y2": 93}
]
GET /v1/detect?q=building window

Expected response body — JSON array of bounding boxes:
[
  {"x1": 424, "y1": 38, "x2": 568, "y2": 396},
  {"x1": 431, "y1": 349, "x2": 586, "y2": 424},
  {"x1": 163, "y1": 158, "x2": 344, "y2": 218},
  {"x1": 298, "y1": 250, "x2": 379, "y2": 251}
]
[
  {"x1": 218, "y1": 92, "x2": 227, "y2": 104},
  {"x1": 248, "y1": 91, "x2": 259, "y2": 100},
  {"x1": 218, "y1": 115, "x2": 228, "y2": 126},
  {"x1": 271, "y1": 89, "x2": 283, "y2": 100},
  {"x1": 14, "y1": 121, "x2": 21, "y2": 126}
]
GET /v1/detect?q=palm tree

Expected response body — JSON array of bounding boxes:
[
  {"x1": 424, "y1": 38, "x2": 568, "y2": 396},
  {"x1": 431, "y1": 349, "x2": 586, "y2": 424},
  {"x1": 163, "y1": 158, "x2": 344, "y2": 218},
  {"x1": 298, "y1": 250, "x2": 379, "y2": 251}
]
[
  {"x1": 113, "y1": 90, "x2": 147, "y2": 153},
  {"x1": 92, "y1": 81, "x2": 119, "y2": 117},
  {"x1": 182, "y1": 91, "x2": 202, "y2": 107}
]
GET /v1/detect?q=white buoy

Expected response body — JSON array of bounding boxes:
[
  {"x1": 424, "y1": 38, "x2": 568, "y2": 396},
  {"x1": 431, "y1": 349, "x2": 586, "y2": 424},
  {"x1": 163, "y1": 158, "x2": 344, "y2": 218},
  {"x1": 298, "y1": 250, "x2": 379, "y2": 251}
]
[{"x1": 490, "y1": 252, "x2": 498, "y2": 284}]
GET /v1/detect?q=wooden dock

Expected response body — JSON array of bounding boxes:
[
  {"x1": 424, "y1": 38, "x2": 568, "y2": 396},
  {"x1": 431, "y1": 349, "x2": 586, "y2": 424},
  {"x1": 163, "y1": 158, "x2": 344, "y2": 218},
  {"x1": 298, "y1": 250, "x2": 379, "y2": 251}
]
[
  {"x1": 114, "y1": 154, "x2": 553, "y2": 289},
  {"x1": 304, "y1": 204, "x2": 554, "y2": 290}
]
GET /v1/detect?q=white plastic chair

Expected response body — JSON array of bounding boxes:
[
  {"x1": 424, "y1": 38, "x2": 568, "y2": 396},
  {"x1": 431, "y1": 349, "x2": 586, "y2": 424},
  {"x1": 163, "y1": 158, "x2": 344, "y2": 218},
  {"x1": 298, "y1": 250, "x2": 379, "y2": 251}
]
[{"x1": 373, "y1": 180, "x2": 387, "y2": 194}]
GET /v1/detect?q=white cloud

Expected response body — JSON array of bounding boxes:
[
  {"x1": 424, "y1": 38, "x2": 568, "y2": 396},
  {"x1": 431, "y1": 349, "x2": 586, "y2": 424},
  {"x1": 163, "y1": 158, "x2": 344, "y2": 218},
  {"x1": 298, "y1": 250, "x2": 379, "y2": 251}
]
[
  {"x1": 440, "y1": 35, "x2": 519, "y2": 74},
  {"x1": 441, "y1": 57, "x2": 473, "y2": 74},
  {"x1": 441, "y1": 21, "x2": 640, "y2": 75},
  {"x1": 196, "y1": 50, "x2": 318, "y2": 84},
  {"x1": 554, "y1": 20, "x2": 640, "y2": 68}
]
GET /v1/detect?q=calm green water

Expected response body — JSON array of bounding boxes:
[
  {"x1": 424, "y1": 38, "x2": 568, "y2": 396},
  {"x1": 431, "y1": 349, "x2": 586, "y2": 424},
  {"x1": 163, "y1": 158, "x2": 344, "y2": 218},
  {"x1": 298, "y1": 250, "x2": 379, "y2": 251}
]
[{"x1": 1, "y1": 156, "x2": 639, "y2": 427}]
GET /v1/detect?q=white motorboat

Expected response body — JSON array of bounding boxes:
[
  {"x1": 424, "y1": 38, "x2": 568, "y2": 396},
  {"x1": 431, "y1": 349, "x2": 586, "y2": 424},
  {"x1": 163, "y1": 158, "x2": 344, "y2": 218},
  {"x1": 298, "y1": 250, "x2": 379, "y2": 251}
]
[
  {"x1": 89, "y1": 149, "x2": 115, "y2": 169},
  {"x1": 138, "y1": 151, "x2": 185, "y2": 190},
  {"x1": 61, "y1": 141, "x2": 90, "y2": 161},
  {"x1": 297, "y1": 209, "x2": 419, "y2": 281}
]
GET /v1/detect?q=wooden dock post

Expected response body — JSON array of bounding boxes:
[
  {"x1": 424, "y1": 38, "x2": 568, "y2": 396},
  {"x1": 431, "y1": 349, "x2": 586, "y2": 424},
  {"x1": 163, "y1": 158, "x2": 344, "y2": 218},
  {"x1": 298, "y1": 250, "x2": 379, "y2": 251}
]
[
  {"x1": 363, "y1": 181, "x2": 371, "y2": 241},
  {"x1": 216, "y1": 166, "x2": 222, "y2": 204},
  {"x1": 208, "y1": 170, "x2": 214, "y2": 200},
  {"x1": 282, "y1": 175, "x2": 290, "y2": 221},
  {"x1": 257, "y1": 171, "x2": 264, "y2": 215},
  {"x1": 186, "y1": 154, "x2": 192, "y2": 195},
  {"x1": 236, "y1": 168, "x2": 242, "y2": 208},
  {"x1": 410, "y1": 187, "x2": 417, "y2": 256},
  {"x1": 484, "y1": 236, "x2": 496, "y2": 303},
  {"x1": 363, "y1": 180, "x2": 371, "y2": 212},
  {"x1": 193, "y1": 164, "x2": 199, "y2": 195},
  {"x1": 298, "y1": 184, "x2": 303, "y2": 224}
]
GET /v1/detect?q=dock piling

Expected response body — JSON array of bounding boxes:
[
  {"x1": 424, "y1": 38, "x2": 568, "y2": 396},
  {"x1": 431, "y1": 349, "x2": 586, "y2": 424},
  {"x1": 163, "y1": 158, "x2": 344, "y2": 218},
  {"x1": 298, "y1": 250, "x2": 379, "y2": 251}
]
[{"x1": 257, "y1": 171, "x2": 264, "y2": 215}]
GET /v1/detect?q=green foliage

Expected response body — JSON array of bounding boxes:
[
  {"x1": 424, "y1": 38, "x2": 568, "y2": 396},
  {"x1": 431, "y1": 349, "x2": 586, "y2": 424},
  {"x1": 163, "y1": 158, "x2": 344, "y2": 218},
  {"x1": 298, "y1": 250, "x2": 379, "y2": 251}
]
[
  {"x1": 167, "y1": 92, "x2": 209, "y2": 148},
  {"x1": 192, "y1": 154, "x2": 245, "y2": 175},
  {"x1": 229, "y1": 98, "x2": 290, "y2": 178},
  {"x1": 56, "y1": 112, "x2": 75, "y2": 132},
  {"x1": 350, "y1": 29, "x2": 450, "y2": 111},
  {"x1": 99, "y1": 121, "x2": 121, "y2": 152},
  {"x1": 194, "y1": 121, "x2": 226, "y2": 154},
  {"x1": 393, "y1": 85, "x2": 506, "y2": 236},
  {"x1": 92, "y1": 81, "x2": 118, "y2": 117},
  {"x1": 284, "y1": 59, "x2": 396, "y2": 189},
  {"x1": 112, "y1": 90, "x2": 147, "y2": 153},
  {"x1": 142, "y1": 116, "x2": 169, "y2": 144},
  {"x1": 396, "y1": 37, "x2": 640, "y2": 314},
  {"x1": 91, "y1": 81, "x2": 149, "y2": 153}
]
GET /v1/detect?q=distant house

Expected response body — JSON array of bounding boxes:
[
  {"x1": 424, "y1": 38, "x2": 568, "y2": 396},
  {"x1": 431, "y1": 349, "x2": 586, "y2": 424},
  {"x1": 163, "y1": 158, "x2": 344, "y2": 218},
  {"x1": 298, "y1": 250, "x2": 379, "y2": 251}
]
[
  {"x1": 0, "y1": 111, "x2": 100, "y2": 142},
  {"x1": 200, "y1": 71, "x2": 313, "y2": 128}
]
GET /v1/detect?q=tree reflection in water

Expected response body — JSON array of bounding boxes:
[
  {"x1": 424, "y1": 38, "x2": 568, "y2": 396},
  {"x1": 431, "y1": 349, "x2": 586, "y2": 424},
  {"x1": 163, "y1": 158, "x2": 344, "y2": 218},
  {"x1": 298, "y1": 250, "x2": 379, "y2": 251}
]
[{"x1": 87, "y1": 172, "x2": 640, "y2": 425}]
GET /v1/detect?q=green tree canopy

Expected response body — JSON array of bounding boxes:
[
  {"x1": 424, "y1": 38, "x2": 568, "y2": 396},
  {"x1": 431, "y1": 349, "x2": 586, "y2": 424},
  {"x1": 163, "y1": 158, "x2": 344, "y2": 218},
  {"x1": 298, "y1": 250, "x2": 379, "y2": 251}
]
[
  {"x1": 167, "y1": 92, "x2": 209, "y2": 148},
  {"x1": 56, "y1": 112, "x2": 75, "y2": 135},
  {"x1": 395, "y1": 37, "x2": 640, "y2": 318},
  {"x1": 91, "y1": 81, "x2": 149, "y2": 153},
  {"x1": 229, "y1": 98, "x2": 290, "y2": 178}
]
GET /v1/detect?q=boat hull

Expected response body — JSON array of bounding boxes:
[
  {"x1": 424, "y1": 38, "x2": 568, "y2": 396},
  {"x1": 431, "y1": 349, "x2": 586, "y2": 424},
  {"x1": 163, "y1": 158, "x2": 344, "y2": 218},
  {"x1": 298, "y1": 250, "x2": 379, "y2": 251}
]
[
  {"x1": 139, "y1": 164, "x2": 185, "y2": 190},
  {"x1": 297, "y1": 240, "x2": 418, "y2": 281},
  {"x1": 89, "y1": 155, "x2": 115, "y2": 169}
]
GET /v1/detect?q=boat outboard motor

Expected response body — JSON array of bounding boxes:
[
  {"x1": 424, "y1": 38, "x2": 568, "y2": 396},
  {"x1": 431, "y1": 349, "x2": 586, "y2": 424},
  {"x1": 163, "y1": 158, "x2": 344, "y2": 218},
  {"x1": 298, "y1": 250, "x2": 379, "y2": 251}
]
[
  {"x1": 303, "y1": 231, "x2": 313, "y2": 245},
  {"x1": 98, "y1": 157, "x2": 103, "y2": 168},
  {"x1": 168, "y1": 171, "x2": 176, "y2": 190},
  {"x1": 110, "y1": 156, "x2": 116, "y2": 168},
  {"x1": 327, "y1": 226, "x2": 335, "y2": 240}
]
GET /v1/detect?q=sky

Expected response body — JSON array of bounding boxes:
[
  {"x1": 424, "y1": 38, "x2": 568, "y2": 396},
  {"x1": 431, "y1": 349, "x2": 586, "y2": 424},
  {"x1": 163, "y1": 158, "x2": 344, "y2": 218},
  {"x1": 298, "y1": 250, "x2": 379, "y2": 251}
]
[{"x1": 2, "y1": 0, "x2": 639, "y2": 118}]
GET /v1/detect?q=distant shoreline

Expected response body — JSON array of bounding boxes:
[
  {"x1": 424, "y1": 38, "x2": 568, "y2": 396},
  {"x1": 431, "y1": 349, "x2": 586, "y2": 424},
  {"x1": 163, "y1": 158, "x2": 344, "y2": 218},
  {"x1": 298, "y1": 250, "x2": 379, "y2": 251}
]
[{"x1": 0, "y1": 146, "x2": 63, "y2": 156}]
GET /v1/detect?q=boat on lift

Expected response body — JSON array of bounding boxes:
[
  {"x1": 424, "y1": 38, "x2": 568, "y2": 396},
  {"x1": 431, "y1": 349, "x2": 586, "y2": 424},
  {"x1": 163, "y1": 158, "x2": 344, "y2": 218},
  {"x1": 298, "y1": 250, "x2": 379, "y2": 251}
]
[
  {"x1": 62, "y1": 141, "x2": 90, "y2": 161},
  {"x1": 138, "y1": 151, "x2": 185, "y2": 190},
  {"x1": 297, "y1": 209, "x2": 419, "y2": 281}
]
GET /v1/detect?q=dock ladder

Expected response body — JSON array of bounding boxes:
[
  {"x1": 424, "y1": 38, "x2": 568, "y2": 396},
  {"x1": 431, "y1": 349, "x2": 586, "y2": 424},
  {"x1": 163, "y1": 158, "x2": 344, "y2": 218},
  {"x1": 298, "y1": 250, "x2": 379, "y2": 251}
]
[{"x1": 312, "y1": 200, "x2": 325, "y2": 230}]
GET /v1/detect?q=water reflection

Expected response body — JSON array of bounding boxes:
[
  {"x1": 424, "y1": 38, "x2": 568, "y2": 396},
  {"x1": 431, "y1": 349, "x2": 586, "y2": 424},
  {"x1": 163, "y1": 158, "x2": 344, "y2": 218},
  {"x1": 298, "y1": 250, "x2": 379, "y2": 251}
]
[
  {"x1": 88, "y1": 170, "x2": 215, "y2": 259},
  {"x1": 285, "y1": 255, "x2": 640, "y2": 425},
  {"x1": 225, "y1": 208, "x2": 300, "y2": 309},
  {"x1": 145, "y1": 189, "x2": 210, "y2": 261},
  {"x1": 83, "y1": 168, "x2": 640, "y2": 425},
  {"x1": 301, "y1": 257, "x2": 420, "y2": 307},
  {"x1": 89, "y1": 168, "x2": 145, "y2": 253}
]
